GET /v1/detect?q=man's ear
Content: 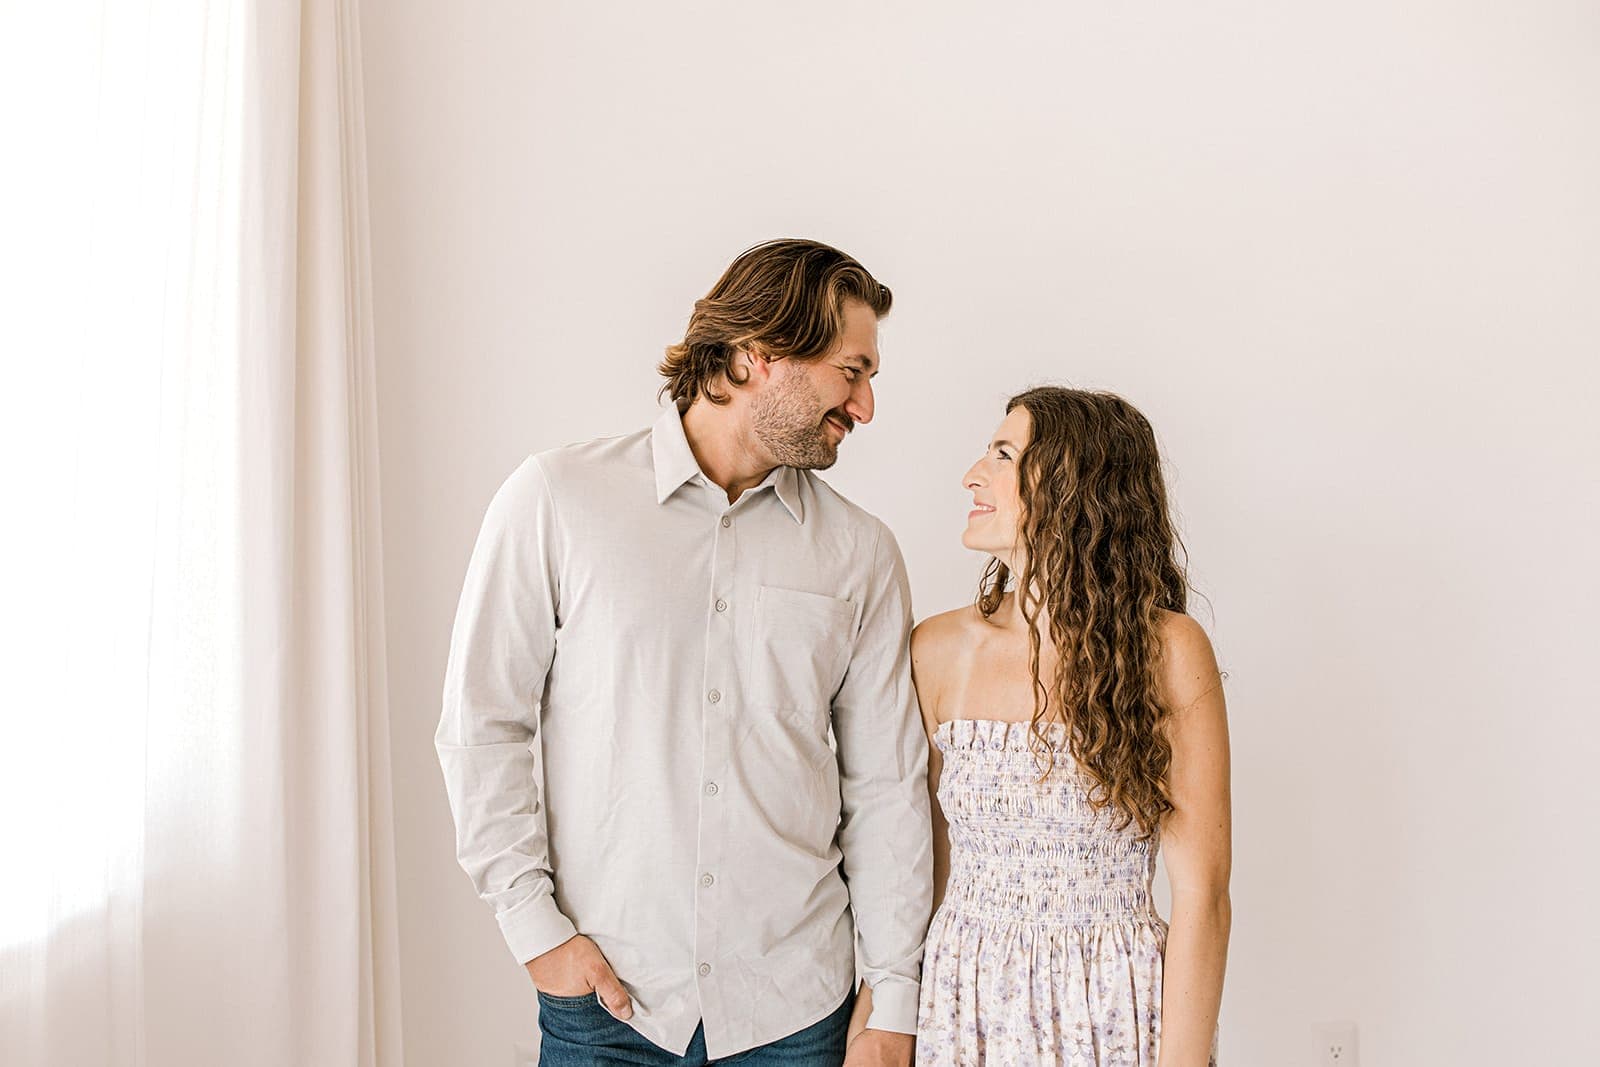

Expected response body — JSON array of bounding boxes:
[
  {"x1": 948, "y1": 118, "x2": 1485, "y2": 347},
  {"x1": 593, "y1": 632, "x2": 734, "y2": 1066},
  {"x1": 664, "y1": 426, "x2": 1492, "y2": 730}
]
[{"x1": 739, "y1": 346, "x2": 774, "y2": 384}]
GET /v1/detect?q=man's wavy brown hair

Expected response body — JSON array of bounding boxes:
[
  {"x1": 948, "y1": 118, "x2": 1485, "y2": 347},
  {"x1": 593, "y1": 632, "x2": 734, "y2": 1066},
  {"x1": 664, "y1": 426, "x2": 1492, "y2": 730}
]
[
  {"x1": 658, "y1": 239, "x2": 892, "y2": 406},
  {"x1": 978, "y1": 386, "x2": 1190, "y2": 838}
]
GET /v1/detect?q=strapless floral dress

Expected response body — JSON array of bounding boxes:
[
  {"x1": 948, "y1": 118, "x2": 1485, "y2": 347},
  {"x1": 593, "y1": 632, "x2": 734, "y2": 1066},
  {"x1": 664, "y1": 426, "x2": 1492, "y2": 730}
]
[{"x1": 916, "y1": 718, "x2": 1218, "y2": 1066}]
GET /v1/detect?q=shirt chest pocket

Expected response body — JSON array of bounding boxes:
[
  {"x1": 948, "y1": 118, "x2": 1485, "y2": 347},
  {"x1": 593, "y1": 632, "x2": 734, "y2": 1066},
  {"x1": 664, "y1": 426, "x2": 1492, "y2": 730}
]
[{"x1": 747, "y1": 585, "x2": 858, "y2": 715}]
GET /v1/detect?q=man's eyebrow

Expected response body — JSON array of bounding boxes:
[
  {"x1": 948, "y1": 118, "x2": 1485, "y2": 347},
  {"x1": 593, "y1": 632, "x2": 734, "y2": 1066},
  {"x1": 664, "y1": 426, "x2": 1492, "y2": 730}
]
[{"x1": 847, "y1": 354, "x2": 879, "y2": 377}]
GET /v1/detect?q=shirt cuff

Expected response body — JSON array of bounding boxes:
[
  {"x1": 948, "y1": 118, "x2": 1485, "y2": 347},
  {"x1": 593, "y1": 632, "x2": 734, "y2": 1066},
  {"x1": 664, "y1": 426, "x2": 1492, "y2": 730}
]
[
  {"x1": 496, "y1": 890, "x2": 579, "y2": 965},
  {"x1": 864, "y1": 975, "x2": 921, "y2": 1035}
]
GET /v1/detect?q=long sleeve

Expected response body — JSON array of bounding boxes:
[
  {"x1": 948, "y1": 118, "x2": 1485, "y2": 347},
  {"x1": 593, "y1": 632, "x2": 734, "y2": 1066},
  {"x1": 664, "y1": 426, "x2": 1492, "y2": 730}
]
[
  {"x1": 435, "y1": 456, "x2": 578, "y2": 964},
  {"x1": 831, "y1": 521, "x2": 934, "y2": 1034}
]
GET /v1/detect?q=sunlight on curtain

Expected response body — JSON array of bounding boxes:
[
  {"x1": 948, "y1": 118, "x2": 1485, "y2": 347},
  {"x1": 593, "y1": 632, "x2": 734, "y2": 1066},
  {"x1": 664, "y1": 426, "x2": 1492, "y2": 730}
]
[
  {"x1": 0, "y1": 2, "x2": 400, "y2": 1063},
  {"x1": 1, "y1": 0, "x2": 240, "y2": 961}
]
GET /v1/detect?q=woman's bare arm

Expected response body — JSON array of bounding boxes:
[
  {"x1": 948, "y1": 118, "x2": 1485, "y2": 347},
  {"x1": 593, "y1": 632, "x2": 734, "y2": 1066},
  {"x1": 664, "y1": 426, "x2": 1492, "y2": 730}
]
[{"x1": 1155, "y1": 614, "x2": 1231, "y2": 1067}]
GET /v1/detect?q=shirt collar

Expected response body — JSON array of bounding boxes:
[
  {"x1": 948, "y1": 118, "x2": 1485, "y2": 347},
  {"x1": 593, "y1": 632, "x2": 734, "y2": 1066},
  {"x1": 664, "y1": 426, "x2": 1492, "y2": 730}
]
[{"x1": 650, "y1": 401, "x2": 805, "y2": 524}]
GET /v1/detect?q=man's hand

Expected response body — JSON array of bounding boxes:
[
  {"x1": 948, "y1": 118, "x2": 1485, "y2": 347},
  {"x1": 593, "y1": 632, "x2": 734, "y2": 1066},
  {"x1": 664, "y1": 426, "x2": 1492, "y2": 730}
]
[
  {"x1": 524, "y1": 934, "x2": 633, "y2": 1020},
  {"x1": 843, "y1": 1028, "x2": 914, "y2": 1067}
]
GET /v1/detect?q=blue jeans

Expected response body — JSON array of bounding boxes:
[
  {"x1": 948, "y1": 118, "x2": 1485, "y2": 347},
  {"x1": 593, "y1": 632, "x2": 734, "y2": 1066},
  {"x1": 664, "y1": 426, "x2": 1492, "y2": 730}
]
[{"x1": 536, "y1": 991, "x2": 854, "y2": 1067}]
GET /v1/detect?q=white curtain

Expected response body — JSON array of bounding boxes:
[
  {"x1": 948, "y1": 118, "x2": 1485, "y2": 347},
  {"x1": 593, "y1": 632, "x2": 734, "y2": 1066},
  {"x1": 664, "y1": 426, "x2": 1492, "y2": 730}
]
[{"x1": 0, "y1": 2, "x2": 403, "y2": 1065}]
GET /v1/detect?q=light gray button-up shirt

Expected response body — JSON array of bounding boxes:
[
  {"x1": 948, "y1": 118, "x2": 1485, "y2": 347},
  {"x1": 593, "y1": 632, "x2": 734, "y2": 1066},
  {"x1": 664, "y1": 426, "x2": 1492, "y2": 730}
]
[{"x1": 436, "y1": 402, "x2": 933, "y2": 1058}]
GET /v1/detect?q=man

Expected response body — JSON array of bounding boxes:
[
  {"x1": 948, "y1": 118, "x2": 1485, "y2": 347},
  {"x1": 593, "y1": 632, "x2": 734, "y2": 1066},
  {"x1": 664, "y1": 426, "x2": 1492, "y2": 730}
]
[{"x1": 437, "y1": 239, "x2": 932, "y2": 1066}]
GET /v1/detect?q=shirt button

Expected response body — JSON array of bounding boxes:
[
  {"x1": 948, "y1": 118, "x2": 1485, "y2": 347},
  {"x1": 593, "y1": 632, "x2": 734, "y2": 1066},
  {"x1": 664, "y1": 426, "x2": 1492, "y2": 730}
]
[
  {"x1": 698, "y1": 962, "x2": 712, "y2": 977},
  {"x1": 704, "y1": 782, "x2": 719, "y2": 796},
  {"x1": 708, "y1": 688, "x2": 722, "y2": 704},
  {"x1": 720, "y1": 516, "x2": 731, "y2": 528},
  {"x1": 700, "y1": 873, "x2": 715, "y2": 887},
  {"x1": 714, "y1": 598, "x2": 728, "y2": 613}
]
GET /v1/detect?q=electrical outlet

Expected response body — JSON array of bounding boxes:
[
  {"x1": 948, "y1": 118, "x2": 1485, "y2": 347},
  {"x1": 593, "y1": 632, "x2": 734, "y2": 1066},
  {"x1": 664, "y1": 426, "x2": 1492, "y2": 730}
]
[{"x1": 1313, "y1": 1021, "x2": 1359, "y2": 1066}]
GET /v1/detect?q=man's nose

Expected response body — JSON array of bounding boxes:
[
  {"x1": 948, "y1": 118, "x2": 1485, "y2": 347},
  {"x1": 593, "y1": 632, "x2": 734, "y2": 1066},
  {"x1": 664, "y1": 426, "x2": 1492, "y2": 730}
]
[{"x1": 844, "y1": 379, "x2": 874, "y2": 426}]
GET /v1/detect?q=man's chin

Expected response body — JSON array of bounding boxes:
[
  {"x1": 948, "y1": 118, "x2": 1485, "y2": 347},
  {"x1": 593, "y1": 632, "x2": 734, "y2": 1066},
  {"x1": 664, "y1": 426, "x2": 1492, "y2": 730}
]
[
  {"x1": 786, "y1": 439, "x2": 839, "y2": 471},
  {"x1": 761, "y1": 426, "x2": 840, "y2": 471},
  {"x1": 791, "y1": 450, "x2": 837, "y2": 472}
]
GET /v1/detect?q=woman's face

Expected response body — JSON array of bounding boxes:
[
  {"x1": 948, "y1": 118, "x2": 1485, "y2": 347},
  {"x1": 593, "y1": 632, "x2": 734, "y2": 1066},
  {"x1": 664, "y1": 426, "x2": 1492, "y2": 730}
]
[{"x1": 961, "y1": 406, "x2": 1032, "y2": 561}]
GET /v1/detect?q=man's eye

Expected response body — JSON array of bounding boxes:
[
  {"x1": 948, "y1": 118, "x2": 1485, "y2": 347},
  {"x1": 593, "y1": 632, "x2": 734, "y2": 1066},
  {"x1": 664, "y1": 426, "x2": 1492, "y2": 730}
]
[{"x1": 842, "y1": 367, "x2": 859, "y2": 380}]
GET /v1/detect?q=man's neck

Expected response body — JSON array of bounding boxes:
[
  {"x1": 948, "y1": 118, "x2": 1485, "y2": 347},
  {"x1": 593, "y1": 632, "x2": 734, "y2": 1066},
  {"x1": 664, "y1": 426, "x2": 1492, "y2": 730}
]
[{"x1": 680, "y1": 397, "x2": 778, "y2": 505}]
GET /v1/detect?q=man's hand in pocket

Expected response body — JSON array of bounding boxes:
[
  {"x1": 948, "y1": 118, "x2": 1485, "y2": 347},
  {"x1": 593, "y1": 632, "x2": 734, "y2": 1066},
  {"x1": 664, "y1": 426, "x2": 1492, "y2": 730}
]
[{"x1": 525, "y1": 935, "x2": 634, "y2": 1020}]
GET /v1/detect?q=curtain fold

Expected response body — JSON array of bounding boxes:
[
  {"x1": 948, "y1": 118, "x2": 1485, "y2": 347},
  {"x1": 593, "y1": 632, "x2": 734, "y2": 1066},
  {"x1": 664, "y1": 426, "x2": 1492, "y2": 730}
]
[{"x1": 0, "y1": 2, "x2": 403, "y2": 1064}]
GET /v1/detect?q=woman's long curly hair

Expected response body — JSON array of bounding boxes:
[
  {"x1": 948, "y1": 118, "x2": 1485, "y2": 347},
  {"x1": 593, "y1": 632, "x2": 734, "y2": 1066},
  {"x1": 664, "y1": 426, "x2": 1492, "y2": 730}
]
[{"x1": 978, "y1": 386, "x2": 1189, "y2": 838}]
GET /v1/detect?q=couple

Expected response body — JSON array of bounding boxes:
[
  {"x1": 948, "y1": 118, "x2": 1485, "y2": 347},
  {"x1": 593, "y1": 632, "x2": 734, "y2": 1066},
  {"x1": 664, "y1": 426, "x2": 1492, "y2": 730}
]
[{"x1": 436, "y1": 239, "x2": 1230, "y2": 1067}]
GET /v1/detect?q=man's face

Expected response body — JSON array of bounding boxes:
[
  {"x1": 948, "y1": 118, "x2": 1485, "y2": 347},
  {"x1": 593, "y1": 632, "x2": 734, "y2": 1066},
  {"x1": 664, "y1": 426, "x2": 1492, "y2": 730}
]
[{"x1": 749, "y1": 299, "x2": 880, "y2": 470}]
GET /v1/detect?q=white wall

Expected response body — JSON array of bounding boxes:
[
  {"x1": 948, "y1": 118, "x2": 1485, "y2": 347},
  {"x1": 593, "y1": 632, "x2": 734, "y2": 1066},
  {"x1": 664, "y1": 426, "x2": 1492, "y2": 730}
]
[{"x1": 361, "y1": 3, "x2": 1599, "y2": 1064}]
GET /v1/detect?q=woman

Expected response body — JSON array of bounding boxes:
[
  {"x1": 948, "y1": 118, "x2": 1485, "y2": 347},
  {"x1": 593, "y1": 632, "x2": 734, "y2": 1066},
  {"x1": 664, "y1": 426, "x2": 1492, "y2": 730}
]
[{"x1": 853, "y1": 387, "x2": 1230, "y2": 1065}]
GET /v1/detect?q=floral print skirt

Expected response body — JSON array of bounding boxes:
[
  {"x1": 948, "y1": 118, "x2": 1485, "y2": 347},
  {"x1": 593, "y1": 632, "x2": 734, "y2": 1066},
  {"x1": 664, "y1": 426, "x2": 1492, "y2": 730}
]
[{"x1": 917, "y1": 906, "x2": 1215, "y2": 1066}]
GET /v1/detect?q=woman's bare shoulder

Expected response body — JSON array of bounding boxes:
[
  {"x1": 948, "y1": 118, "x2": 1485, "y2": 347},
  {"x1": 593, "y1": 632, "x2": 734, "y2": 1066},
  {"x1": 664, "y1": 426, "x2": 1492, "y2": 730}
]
[
  {"x1": 1156, "y1": 609, "x2": 1225, "y2": 717},
  {"x1": 911, "y1": 604, "x2": 986, "y2": 710},
  {"x1": 913, "y1": 603, "x2": 987, "y2": 653}
]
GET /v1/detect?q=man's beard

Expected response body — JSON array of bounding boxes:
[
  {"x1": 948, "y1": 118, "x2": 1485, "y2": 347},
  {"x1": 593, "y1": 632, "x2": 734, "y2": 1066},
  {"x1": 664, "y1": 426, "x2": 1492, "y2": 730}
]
[{"x1": 751, "y1": 368, "x2": 849, "y2": 470}]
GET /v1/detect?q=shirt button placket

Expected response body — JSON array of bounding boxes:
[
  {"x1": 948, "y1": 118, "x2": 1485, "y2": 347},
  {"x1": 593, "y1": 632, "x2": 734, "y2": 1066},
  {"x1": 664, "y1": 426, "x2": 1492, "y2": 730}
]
[{"x1": 695, "y1": 507, "x2": 737, "y2": 1032}]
